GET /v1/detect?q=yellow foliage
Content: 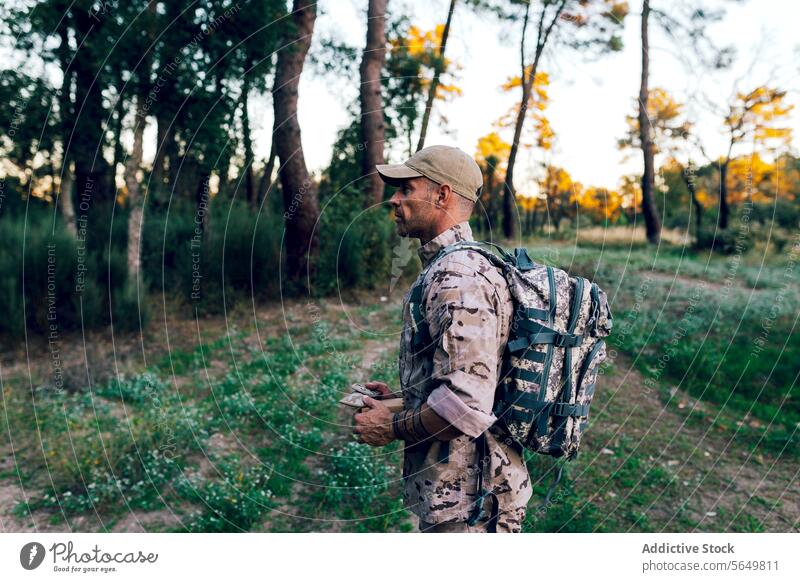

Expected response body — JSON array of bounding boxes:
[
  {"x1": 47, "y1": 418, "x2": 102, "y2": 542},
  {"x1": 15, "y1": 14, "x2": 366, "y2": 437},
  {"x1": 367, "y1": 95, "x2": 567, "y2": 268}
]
[
  {"x1": 726, "y1": 85, "x2": 793, "y2": 150},
  {"x1": 621, "y1": 87, "x2": 690, "y2": 154},
  {"x1": 517, "y1": 194, "x2": 538, "y2": 212},
  {"x1": 575, "y1": 186, "x2": 624, "y2": 221},
  {"x1": 727, "y1": 153, "x2": 780, "y2": 205},
  {"x1": 390, "y1": 23, "x2": 462, "y2": 100},
  {"x1": 696, "y1": 188, "x2": 714, "y2": 209},
  {"x1": 497, "y1": 71, "x2": 554, "y2": 150},
  {"x1": 475, "y1": 132, "x2": 511, "y2": 170}
]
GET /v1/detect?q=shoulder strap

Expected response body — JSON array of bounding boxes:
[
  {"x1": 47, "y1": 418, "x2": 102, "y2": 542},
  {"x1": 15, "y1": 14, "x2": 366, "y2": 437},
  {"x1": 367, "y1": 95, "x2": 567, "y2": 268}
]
[{"x1": 408, "y1": 239, "x2": 513, "y2": 355}]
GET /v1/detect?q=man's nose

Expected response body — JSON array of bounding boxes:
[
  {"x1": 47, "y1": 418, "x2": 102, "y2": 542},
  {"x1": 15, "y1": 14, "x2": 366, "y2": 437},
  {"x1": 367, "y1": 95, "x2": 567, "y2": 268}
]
[{"x1": 389, "y1": 191, "x2": 400, "y2": 207}]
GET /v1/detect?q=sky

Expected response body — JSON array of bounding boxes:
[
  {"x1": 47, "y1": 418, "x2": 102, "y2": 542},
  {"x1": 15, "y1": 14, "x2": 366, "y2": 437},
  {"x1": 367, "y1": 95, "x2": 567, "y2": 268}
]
[{"x1": 247, "y1": 0, "x2": 800, "y2": 195}]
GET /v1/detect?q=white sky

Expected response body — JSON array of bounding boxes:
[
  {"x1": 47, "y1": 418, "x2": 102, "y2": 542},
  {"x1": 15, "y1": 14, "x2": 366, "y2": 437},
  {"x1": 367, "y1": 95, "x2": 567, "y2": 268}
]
[{"x1": 249, "y1": 0, "x2": 800, "y2": 194}]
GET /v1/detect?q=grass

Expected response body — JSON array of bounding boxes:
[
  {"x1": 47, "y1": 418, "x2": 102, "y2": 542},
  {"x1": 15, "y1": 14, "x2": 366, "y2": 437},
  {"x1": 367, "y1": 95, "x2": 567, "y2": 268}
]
[
  {"x1": 1, "y1": 233, "x2": 797, "y2": 532},
  {"x1": 1, "y1": 302, "x2": 413, "y2": 532}
]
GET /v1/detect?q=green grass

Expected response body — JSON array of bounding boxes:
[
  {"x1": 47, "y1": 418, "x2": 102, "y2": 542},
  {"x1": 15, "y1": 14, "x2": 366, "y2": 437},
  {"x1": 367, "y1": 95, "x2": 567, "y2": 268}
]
[{"x1": 2, "y1": 236, "x2": 796, "y2": 532}]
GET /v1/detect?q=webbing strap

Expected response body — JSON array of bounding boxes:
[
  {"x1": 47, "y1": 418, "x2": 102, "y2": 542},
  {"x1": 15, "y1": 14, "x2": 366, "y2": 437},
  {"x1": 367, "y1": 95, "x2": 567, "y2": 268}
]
[
  {"x1": 513, "y1": 348, "x2": 546, "y2": 364},
  {"x1": 407, "y1": 240, "x2": 509, "y2": 355},
  {"x1": 511, "y1": 367, "x2": 542, "y2": 385},
  {"x1": 499, "y1": 386, "x2": 544, "y2": 409},
  {"x1": 436, "y1": 441, "x2": 450, "y2": 464},
  {"x1": 551, "y1": 402, "x2": 590, "y2": 417},
  {"x1": 520, "y1": 306, "x2": 549, "y2": 320},
  {"x1": 551, "y1": 277, "x2": 585, "y2": 452},
  {"x1": 508, "y1": 329, "x2": 582, "y2": 352},
  {"x1": 467, "y1": 433, "x2": 489, "y2": 526},
  {"x1": 588, "y1": 282, "x2": 601, "y2": 337},
  {"x1": 538, "y1": 461, "x2": 567, "y2": 510}
]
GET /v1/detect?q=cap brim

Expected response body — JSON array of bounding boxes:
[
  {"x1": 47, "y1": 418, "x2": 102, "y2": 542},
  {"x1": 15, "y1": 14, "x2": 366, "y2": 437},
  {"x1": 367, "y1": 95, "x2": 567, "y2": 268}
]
[{"x1": 375, "y1": 163, "x2": 423, "y2": 186}]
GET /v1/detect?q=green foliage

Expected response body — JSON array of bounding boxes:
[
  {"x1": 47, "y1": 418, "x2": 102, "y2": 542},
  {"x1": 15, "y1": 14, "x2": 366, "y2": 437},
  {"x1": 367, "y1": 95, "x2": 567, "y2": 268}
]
[
  {"x1": 316, "y1": 123, "x2": 398, "y2": 295},
  {"x1": 695, "y1": 222, "x2": 753, "y2": 254},
  {"x1": 177, "y1": 457, "x2": 275, "y2": 532}
]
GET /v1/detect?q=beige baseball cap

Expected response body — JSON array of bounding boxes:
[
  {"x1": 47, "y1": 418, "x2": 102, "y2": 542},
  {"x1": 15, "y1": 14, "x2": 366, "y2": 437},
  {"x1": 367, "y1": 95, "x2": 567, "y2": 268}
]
[{"x1": 376, "y1": 145, "x2": 484, "y2": 202}]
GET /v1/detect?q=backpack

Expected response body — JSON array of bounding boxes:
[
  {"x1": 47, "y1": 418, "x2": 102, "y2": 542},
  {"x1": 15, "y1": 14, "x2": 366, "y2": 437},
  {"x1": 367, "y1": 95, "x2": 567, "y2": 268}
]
[{"x1": 409, "y1": 240, "x2": 613, "y2": 460}]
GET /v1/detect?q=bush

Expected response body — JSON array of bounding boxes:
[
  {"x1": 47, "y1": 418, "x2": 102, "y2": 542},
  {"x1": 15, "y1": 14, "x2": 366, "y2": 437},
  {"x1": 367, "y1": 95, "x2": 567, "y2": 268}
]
[
  {"x1": 315, "y1": 188, "x2": 397, "y2": 296},
  {"x1": 695, "y1": 222, "x2": 753, "y2": 254},
  {"x1": 0, "y1": 216, "x2": 79, "y2": 335}
]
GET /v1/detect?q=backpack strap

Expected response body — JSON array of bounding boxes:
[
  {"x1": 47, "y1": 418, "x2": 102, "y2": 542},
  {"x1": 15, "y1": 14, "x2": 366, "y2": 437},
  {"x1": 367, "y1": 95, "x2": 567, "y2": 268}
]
[
  {"x1": 550, "y1": 277, "x2": 586, "y2": 455},
  {"x1": 407, "y1": 240, "x2": 510, "y2": 355}
]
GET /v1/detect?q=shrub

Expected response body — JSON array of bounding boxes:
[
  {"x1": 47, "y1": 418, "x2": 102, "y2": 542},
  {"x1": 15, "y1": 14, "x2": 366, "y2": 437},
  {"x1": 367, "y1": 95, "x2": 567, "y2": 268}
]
[{"x1": 695, "y1": 223, "x2": 752, "y2": 254}]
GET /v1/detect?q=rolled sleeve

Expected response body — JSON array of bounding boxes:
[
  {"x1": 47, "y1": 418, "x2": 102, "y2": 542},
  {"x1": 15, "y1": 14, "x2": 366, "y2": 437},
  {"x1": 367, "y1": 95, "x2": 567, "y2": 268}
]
[{"x1": 423, "y1": 263, "x2": 501, "y2": 438}]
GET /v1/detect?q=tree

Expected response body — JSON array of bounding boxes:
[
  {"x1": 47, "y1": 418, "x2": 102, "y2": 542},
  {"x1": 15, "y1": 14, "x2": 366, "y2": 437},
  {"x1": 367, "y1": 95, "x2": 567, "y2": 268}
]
[
  {"x1": 716, "y1": 86, "x2": 793, "y2": 229},
  {"x1": 635, "y1": 0, "x2": 733, "y2": 242},
  {"x1": 416, "y1": 0, "x2": 457, "y2": 152},
  {"x1": 273, "y1": 0, "x2": 321, "y2": 290},
  {"x1": 231, "y1": 0, "x2": 285, "y2": 208},
  {"x1": 384, "y1": 20, "x2": 462, "y2": 156},
  {"x1": 619, "y1": 86, "x2": 691, "y2": 235},
  {"x1": 637, "y1": 0, "x2": 661, "y2": 243},
  {"x1": 359, "y1": 0, "x2": 388, "y2": 207},
  {"x1": 475, "y1": 131, "x2": 511, "y2": 234},
  {"x1": 497, "y1": 0, "x2": 626, "y2": 239},
  {"x1": 539, "y1": 165, "x2": 577, "y2": 231},
  {"x1": 124, "y1": 2, "x2": 157, "y2": 284}
]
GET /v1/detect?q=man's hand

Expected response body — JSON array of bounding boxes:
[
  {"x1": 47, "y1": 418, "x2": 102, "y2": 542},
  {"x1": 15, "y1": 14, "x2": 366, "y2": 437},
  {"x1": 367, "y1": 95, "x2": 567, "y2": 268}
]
[
  {"x1": 353, "y1": 396, "x2": 395, "y2": 446},
  {"x1": 365, "y1": 381, "x2": 401, "y2": 400}
]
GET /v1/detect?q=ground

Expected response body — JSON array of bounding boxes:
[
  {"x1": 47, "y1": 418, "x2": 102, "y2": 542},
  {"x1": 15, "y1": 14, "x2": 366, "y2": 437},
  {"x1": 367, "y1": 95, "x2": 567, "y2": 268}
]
[{"x1": 1, "y1": 240, "x2": 797, "y2": 532}]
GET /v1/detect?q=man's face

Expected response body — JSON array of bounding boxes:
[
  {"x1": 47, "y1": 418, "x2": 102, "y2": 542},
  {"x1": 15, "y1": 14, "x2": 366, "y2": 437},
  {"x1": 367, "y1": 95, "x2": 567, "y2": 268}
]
[{"x1": 388, "y1": 177, "x2": 437, "y2": 238}]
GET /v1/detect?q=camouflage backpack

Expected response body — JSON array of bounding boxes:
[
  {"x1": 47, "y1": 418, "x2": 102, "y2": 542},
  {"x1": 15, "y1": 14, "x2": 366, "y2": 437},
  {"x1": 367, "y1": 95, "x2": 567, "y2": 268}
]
[{"x1": 409, "y1": 240, "x2": 613, "y2": 459}]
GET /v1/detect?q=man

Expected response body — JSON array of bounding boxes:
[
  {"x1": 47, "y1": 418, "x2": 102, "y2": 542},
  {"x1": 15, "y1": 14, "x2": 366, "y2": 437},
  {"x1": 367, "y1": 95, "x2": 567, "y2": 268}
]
[{"x1": 353, "y1": 145, "x2": 532, "y2": 533}]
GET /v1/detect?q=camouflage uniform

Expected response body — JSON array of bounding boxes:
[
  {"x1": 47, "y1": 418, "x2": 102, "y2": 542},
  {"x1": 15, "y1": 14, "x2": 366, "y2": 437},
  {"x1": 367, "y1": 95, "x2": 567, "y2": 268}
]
[{"x1": 398, "y1": 222, "x2": 532, "y2": 531}]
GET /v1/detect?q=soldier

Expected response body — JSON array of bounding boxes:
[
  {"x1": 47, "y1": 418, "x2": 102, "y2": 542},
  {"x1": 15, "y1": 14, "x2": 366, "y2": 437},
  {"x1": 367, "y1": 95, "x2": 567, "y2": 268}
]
[{"x1": 353, "y1": 145, "x2": 532, "y2": 533}]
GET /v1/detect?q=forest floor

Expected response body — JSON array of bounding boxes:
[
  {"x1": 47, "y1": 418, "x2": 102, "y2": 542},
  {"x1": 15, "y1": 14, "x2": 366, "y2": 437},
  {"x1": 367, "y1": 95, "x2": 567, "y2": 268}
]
[{"x1": 1, "y1": 241, "x2": 797, "y2": 532}]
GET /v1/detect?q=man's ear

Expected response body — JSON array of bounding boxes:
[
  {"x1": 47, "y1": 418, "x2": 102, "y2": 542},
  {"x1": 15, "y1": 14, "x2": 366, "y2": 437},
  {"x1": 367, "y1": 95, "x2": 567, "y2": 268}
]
[{"x1": 435, "y1": 183, "x2": 452, "y2": 208}]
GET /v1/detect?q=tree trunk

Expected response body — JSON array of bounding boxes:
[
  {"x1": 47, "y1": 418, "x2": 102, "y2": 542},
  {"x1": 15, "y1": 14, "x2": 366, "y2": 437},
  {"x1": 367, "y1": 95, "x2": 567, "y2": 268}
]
[
  {"x1": 502, "y1": 2, "x2": 532, "y2": 240},
  {"x1": 57, "y1": 22, "x2": 77, "y2": 236},
  {"x1": 257, "y1": 136, "x2": 277, "y2": 207},
  {"x1": 125, "y1": 97, "x2": 146, "y2": 283},
  {"x1": 194, "y1": 172, "x2": 211, "y2": 235},
  {"x1": 273, "y1": 0, "x2": 320, "y2": 290},
  {"x1": 484, "y1": 163, "x2": 496, "y2": 233},
  {"x1": 151, "y1": 112, "x2": 170, "y2": 201},
  {"x1": 241, "y1": 71, "x2": 256, "y2": 207},
  {"x1": 111, "y1": 75, "x2": 125, "y2": 177},
  {"x1": 359, "y1": 0, "x2": 388, "y2": 207},
  {"x1": 503, "y1": 1, "x2": 565, "y2": 239},
  {"x1": 638, "y1": 0, "x2": 662, "y2": 244},
  {"x1": 59, "y1": 164, "x2": 77, "y2": 236},
  {"x1": 416, "y1": 0, "x2": 456, "y2": 153},
  {"x1": 72, "y1": 7, "x2": 111, "y2": 205},
  {"x1": 125, "y1": 0, "x2": 156, "y2": 283},
  {"x1": 682, "y1": 162, "x2": 703, "y2": 235},
  {"x1": 718, "y1": 160, "x2": 729, "y2": 229}
]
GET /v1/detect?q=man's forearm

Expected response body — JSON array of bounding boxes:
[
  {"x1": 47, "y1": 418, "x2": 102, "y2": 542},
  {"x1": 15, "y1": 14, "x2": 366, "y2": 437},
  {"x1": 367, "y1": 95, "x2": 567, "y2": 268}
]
[{"x1": 391, "y1": 403, "x2": 462, "y2": 443}]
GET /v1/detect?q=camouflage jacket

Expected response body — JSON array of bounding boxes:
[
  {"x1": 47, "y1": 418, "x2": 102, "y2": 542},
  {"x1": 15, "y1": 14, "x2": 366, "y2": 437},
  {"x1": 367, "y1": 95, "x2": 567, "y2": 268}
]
[{"x1": 398, "y1": 222, "x2": 532, "y2": 524}]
